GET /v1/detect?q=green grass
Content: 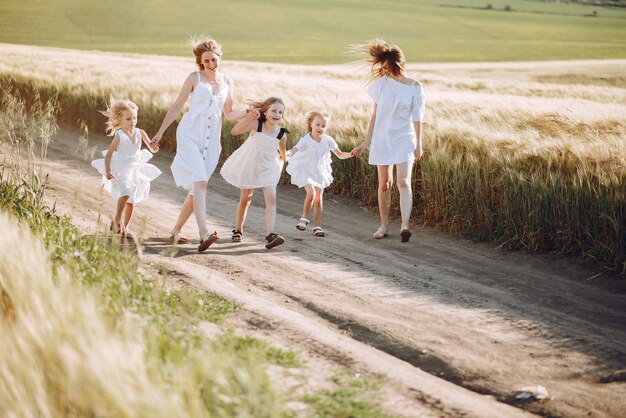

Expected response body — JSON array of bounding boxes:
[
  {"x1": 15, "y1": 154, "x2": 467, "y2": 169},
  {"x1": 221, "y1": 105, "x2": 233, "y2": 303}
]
[
  {"x1": 0, "y1": 0, "x2": 624, "y2": 63},
  {"x1": 302, "y1": 371, "x2": 399, "y2": 418}
]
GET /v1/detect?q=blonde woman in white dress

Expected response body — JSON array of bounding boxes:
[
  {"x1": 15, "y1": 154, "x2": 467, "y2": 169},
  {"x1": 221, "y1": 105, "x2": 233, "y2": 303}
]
[
  {"x1": 351, "y1": 39, "x2": 425, "y2": 243},
  {"x1": 152, "y1": 38, "x2": 248, "y2": 252},
  {"x1": 220, "y1": 97, "x2": 288, "y2": 249}
]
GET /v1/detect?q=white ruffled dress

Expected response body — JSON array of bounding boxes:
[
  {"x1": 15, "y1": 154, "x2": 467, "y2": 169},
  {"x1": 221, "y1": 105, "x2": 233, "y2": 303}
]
[
  {"x1": 220, "y1": 123, "x2": 287, "y2": 189},
  {"x1": 91, "y1": 129, "x2": 161, "y2": 204},
  {"x1": 286, "y1": 134, "x2": 338, "y2": 189},
  {"x1": 367, "y1": 77, "x2": 425, "y2": 165}
]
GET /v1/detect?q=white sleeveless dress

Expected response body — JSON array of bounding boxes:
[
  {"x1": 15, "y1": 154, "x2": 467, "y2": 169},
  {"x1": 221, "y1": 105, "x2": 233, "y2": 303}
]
[
  {"x1": 286, "y1": 134, "x2": 338, "y2": 189},
  {"x1": 220, "y1": 124, "x2": 287, "y2": 189},
  {"x1": 171, "y1": 71, "x2": 229, "y2": 191},
  {"x1": 91, "y1": 129, "x2": 161, "y2": 204}
]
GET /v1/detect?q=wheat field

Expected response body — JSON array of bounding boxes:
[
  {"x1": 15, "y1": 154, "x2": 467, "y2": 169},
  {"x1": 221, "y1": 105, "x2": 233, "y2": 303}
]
[{"x1": 1, "y1": 43, "x2": 624, "y2": 274}]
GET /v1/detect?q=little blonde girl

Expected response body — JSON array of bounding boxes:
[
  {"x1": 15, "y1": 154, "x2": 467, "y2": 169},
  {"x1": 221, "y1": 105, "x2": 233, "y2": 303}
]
[
  {"x1": 220, "y1": 97, "x2": 288, "y2": 249},
  {"x1": 91, "y1": 98, "x2": 160, "y2": 237},
  {"x1": 286, "y1": 110, "x2": 352, "y2": 237}
]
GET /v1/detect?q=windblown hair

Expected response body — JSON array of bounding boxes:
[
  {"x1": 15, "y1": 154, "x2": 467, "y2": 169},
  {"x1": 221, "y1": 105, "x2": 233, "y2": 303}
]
[
  {"x1": 245, "y1": 97, "x2": 285, "y2": 123},
  {"x1": 305, "y1": 110, "x2": 331, "y2": 132},
  {"x1": 350, "y1": 38, "x2": 406, "y2": 79},
  {"x1": 189, "y1": 36, "x2": 222, "y2": 70},
  {"x1": 100, "y1": 97, "x2": 138, "y2": 136}
]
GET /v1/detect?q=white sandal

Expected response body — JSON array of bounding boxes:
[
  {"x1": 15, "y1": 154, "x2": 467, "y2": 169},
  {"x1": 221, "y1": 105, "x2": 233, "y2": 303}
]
[
  {"x1": 312, "y1": 226, "x2": 326, "y2": 237},
  {"x1": 372, "y1": 226, "x2": 388, "y2": 239},
  {"x1": 296, "y1": 218, "x2": 309, "y2": 231}
]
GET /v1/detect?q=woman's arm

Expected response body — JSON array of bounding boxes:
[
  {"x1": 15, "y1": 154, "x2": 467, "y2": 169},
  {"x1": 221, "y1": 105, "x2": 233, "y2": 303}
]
[
  {"x1": 351, "y1": 104, "x2": 377, "y2": 156},
  {"x1": 104, "y1": 134, "x2": 121, "y2": 179},
  {"x1": 413, "y1": 121, "x2": 423, "y2": 160},
  {"x1": 222, "y1": 77, "x2": 247, "y2": 121},
  {"x1": 152, "y1": 73, "x2": 195, "y2": 144}
]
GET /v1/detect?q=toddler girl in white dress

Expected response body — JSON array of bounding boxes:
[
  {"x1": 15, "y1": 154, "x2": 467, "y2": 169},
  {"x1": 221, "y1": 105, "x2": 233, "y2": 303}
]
[
  {"x1": 286, "y1": 110, "x2": 352, "y2": 237},
  {"x1": 91, "y1": 98, "x2": 161, "y2": 237},
  {"x1": 220, "y1": 97, "x2": 288, "y2": 249}
]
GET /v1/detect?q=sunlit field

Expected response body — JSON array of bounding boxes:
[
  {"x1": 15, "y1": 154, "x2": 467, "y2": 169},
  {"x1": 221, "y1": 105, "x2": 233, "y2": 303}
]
[
  {"x1": 1, "y1": 42, "x2": 624, "y2": 276},
  {"x1": 0, "y1": 0, "x2": 625, "y2": 63}
]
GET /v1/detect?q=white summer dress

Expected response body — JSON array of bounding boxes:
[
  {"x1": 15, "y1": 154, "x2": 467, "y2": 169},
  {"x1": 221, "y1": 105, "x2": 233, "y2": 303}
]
[
  {"x1": 286, "y1": 133, "x2": 339, "y2": 189},
  {"x1": 367, "y1": 76, "x2": 425, "y2": 165},
  {"x1": 91, "y1": 128, "x2": 161, "y2": 204},
  {"x1": 171, "y1": 71, "x2": 230, "y2": 191},
  {"x1": 220, "y1": 121, "x2": 288, "y2": 189}
]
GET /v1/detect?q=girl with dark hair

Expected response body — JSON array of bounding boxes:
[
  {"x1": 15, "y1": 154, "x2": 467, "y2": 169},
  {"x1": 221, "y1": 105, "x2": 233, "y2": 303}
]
[{"x1": 220, "y1": 97, "x2": 289, "y2": 249}]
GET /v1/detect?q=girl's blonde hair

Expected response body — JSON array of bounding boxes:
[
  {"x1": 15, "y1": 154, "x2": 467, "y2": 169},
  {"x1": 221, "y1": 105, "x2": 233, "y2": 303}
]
[
  {"x1": 189, "y1": 36, "x2": 222, "y2": 70},
  {"x1": 305, "y1": 110, "x2": 331, "y2": 132},
  {"x1": 100, "y1": 97, "x2": 138, "y2": 136},
  {"x1": 350, "y1": 38, "x2": 406, "y2": 79},
  {"x1": 245, "y1": 97, "x2": 285, "y2": 122}
]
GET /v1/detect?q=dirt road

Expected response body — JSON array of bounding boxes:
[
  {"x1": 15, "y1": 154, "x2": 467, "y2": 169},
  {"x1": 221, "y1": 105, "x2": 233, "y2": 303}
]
[{"x1": 39, "y1": 128, "x2": 626, "y2": 417}]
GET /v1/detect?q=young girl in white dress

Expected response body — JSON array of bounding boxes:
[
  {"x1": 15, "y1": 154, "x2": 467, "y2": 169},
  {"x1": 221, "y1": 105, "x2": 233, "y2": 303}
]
[
  {"x1": 286, "y1": 110, "x2": 352, "y2": 237},
  {"x1": 351, "y1": 38, "x2": 425, "y2": 243},
  {"x1": 220, "y1": 97, "x2": 288, "y2": 249},
  {"x1": 91, "y1": 98, "x2": 161, "y2": 237}
]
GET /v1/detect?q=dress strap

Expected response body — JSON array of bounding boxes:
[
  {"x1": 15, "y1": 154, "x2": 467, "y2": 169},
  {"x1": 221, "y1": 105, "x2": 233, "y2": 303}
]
[{"x1": 277, "y1": 128, "x2": 289, "y2": 140}]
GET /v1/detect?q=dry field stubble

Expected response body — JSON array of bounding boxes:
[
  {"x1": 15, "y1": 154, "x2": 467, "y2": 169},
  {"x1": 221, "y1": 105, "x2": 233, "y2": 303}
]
[{"x1": 1, "y1": 43, "x2": 624, "y2": 274}]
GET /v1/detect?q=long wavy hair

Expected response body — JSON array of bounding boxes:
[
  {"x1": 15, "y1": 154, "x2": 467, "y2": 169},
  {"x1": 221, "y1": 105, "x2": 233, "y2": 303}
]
[
  {"x1": 350, "y1": 38, "x2": 406, "y2": 80},
  {"x1": 100, "y1": 97, "x2": 138, "y2": 136},
  {"x1": 245, "y1": 97, "x2": 285, "y2": 123}
]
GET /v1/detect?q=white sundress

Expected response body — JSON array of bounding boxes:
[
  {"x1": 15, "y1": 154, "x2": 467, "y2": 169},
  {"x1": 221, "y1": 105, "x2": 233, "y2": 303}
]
[
  {"x1": 91, "y1": 129, "x2": 161, "y2": 204},
  {"x1": 171, "y1": 71, "x2": 230, "y2": 191},
  {"x1": 367, "y1": 76, "x2": 425, "y2": 165},
  {"x1": 286, "y1": 133, "x2": 338, "y2": 189},
  {"x1": 220, "y1": 122, "x2": 288, "y2": 189}
]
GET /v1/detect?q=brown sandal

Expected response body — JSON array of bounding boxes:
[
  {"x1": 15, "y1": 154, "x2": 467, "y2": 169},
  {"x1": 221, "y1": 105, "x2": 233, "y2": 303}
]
[{"x1": 198, "y1": 231, "x2": 219, "y2": 252}]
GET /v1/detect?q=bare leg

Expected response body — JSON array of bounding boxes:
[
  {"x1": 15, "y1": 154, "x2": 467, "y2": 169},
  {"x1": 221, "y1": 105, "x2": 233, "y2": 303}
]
[
  {"x1": 193, "y1": 181, "x2": 208, "y2": 239},
  {"x1": 396, "y1": 161, "x2": 414, "y2": 230},
  {"x1": 123, "y1": 202, "x2": 135, "y2": 233},
  {"x1": 171, "y1": 194, "x2": 194, "y2": 236},
  {"x1": 236, "y1": 189, "x2": 254, "y2": 232},
  {"x1": 376, "y1": 165, "x2": 393, "y2": 231},
  {"x1": 301, "y1": 184, "x2": 316, "y2": 220},
  {"x1": 313, "y1": 187, "x2": 324, "y2": 227},
  {"x1": 114, "y1": 195, "x2": 129, "y2": 231},
  {"x1": 262, "y1": 186, "x2": 277, "y2": 235}
]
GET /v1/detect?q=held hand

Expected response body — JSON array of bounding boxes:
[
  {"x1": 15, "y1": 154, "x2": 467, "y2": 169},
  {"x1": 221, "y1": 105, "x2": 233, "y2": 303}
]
[
  {"x1": 106, "y1": 172, "x2": 115, "y2": 180},
  {"x1": 151, "y1": 133, "x2": 162, "y2": 146},
  {"x1": 351, "y1": 143, "x2": 366, "y2": 157},
  {"x1": 246, "y1": 107, "x2": 260, "y2": 120},
  {"x1": 415, "y1": 146, "x2": 423, "y2": 161}
]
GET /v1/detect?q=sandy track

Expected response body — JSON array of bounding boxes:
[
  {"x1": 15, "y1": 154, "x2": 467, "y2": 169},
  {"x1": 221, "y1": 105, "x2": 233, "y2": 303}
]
[{"x1": 36, "y1": 128, "x2": 626, "y2": 417}]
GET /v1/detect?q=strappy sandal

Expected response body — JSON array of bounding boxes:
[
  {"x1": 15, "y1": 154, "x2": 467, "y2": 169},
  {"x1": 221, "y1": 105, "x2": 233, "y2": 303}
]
[
  {"x1": 400, "y1": 228, "x2": 412, "y2": 243},
  {"x1": 169, "y1": 232, "x2": 188, "y2": 244},
  {"x1": 231, "y1": 229, "x2": 243, "y2": 242},
  {"x1": 296, "y1": 218, "x2": 309, "y2": 231},
  {"x1": 312, "y1": 226, "x2": 326, "y2": 237},
  {"x1": 198, "y1": 231, "x2": 219, "y2": 252},
  {"x1": 372, "y1": 226, "x2": 388, "y2": 240},
  {"x1": 265, "y1": 233, "x2": 285, "y2": 249},
  {"x1": 110, "y1": 221, "x2": 122, "y2": 234}
]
